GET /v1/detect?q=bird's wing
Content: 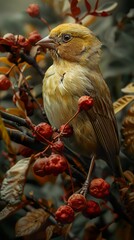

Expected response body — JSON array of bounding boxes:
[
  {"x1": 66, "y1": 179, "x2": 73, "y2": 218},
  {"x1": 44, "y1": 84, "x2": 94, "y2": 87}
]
[{"x1": 86, "y1": 85, "x2": 120, "y2": 174}]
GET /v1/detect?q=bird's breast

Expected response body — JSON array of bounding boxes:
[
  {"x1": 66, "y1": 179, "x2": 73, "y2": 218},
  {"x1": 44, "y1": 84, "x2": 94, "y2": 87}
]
[
  {"x1": 43, "y1": 64, "x2": 78, "y2": 128},
  {"x1": 42, "y1": 63, "x2": 98, "y2": 156}
]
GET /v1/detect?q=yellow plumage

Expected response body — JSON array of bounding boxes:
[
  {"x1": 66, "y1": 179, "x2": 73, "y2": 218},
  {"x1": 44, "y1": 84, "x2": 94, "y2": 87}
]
[{"x1": 37, "y1": 23, "x2": 122, "y2": 176}]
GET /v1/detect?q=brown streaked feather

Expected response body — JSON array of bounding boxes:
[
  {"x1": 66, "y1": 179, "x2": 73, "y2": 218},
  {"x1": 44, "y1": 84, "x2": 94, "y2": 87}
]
[{"x1": 87, "y1": 93, "x2": 120, "y2": 173}]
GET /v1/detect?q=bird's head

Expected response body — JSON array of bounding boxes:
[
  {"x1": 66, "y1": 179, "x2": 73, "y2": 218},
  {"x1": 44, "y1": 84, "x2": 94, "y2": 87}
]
[{"x1": 37, "y1": 23, "x2": 102, "y2": 64}]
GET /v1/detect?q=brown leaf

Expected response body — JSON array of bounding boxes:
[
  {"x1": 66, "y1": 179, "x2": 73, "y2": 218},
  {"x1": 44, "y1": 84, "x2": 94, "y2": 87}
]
[
  {"x1": 45, "y1": 225, "x2": 55, "y2": 240},
  {"x1": 0, "y1": 115, "x2": 14, "y2": 153},
  {"x1": 6, "y1": 107, "x2": 26, "y2": 118},
  {"x1": 113, "y1": 95, "x2": 134, "y2": 114},
  {"x1": 1, "y1": 157, "x2": 31, "y2": 204},
  {"x1": 0, "y1": 202, "x2": 25, "y2": 221},
  {"x1": 123, "y1": 170, "x2": 134, "y2": 184},
  {"x1": 121, "y1": 104, "x2": 134, "y2": 157},
  {"x1": 122, "y1": 83, "x2": 134, "y2": 94},
  {"x1": 0, "y1": 66, "x2": 10, "y2": 74},
  {"x1": 15, "y1": 208, "x2": 50, "y2": 237},
  {"x1": 0, "y1": 57, "x2": 13, "y2": 66},
  {"x1": 14, "y1": 92, "x2": 27, "y2": 113}
]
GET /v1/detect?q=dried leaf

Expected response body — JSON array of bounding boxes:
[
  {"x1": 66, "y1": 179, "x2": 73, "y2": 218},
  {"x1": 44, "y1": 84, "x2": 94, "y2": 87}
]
[
  {"x1": 70, "y1": 0, "x2": 81, "y2": 17},
  {"x1": 0, "y1": 202, "x2": 24, "y2": 221},
  {"x1": 14, "y1": 92, "x2": 26, "y2": 113},
  {"x1": 84, "y1": 0, "x2": 91, "y2": 12},
  {"x1": 0, "y1": 66, "x2": 10, "y2": 74},
  {"x1": 121, "y1": 104, "x2": 134, "y2": 157},
  {"x1": 123, "y1": 170, "x2": 134, "y2": 184},
  {"x1": 0, "y1": 115, "x2": 14, "y2": 153},
  {"x1": 0, "y1": 158, "x2": 31, "y2": 204},
  {"x1": 0, "y1": 57, "x2": 13, "y2": 67},
  {"x1": 15, "y1": 208, "x2": 50, "y2": 237},
  {"x1": 113, "y1": 95, "x2": 134, "y2": 114},
  {"x1": 122, "y1": 83, "x2": 134, "y2": 94},
  {"x1": 120, "y1": 185, "x2": 134, "y2": 221},
  {"x1": 45, "y1": 225, "x2": 55, "y2": 240},
  {"x1": 6, "y1": 108, "x2": 26, "y2": 118}
]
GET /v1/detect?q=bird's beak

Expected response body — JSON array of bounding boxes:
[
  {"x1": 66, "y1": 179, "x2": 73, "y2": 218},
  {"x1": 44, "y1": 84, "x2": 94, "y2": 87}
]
[{"x1": 36, "y1": 36, "x2": 56, "y2": 50}]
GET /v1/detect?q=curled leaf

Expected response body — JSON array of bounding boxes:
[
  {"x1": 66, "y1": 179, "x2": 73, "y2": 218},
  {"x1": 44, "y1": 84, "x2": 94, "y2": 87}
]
[
  {"x1": 0, "y1": 115, "x2": 14, "y2": 153},
  {"x1": 120, "y1": 183, "x2": 134, "y2": 221},
  {"x1": 121, "y1": 104, "x2": 134, "y2": 157},
  {"x1": 122, "y1": 83, "x2": 134, "y2": 94},
  {"x1": 15, "y1": 208, "x2": 50, "y2": 237},
  {"x1": 0, "y1": 158, "x2": 31, "y2": 204},
  {"x1": 45, "y1": 225, "x2": 55, "y2": 240},
  {"x1": 113, "y1": 95, "x2": 134, "y2": 114},
  {"x1": 123, "y1": 170, "x2": 134, "y2": 184}
]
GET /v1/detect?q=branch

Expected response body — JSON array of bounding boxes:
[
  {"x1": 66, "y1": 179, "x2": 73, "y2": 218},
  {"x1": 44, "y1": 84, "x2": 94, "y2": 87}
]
[
  {"x1": 0, "y1": 110, "x2": 29, "y2": 128},
  {"x1": 7, "y1": 128, "x2": 45, "y2": 151},
  {"x1": 20, "y1": 52, "x2": 44, "y2": 78}
]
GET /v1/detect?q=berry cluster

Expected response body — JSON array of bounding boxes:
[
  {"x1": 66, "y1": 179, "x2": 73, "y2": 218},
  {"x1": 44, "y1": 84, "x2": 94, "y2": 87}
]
[
  {"x1": 55, "y1": 178, "x2": 110, "y2": 224},
  {"x1": 32, "y1": 95, "x2": 94, "y2": 178},
  {"x1": 33, "y1": 154, "x2": 68, "y2": 176}
]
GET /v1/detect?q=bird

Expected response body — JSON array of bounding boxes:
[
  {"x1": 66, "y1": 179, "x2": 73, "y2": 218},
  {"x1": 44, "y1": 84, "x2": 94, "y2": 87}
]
[{"x1": 37, "y1": 23, "x2": 122, "y2": 178}]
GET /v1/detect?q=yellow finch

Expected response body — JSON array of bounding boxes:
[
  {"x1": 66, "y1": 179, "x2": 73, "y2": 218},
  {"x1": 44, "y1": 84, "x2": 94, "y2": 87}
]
[{"x1": 37, "y1": 23, "x2": 122, "y2": 177}]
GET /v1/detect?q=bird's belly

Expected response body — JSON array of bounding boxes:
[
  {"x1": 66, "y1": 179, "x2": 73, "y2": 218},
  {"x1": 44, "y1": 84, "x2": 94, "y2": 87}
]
[{"x1": 43, "y1": 70, "x2": 97, "y2": 156}]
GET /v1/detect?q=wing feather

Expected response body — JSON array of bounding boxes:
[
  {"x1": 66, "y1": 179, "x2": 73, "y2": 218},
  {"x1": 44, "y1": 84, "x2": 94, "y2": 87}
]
[{"x1": 86, "y1": 86, "x2": 120, "y2": 174}]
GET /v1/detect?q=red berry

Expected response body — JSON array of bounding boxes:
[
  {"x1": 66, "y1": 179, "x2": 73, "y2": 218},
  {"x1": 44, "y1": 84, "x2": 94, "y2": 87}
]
[
  {"x1": 60, "y1": 124, "x2": 73, "y2": 137},
  {"x1": 26, "y1": 4, "x2": 40, "y2": 17},
  {"x1": 33, "y1": 157, "x2": 46, "y2": 177},
  {"x1": 51, "y1": 140, "x2": 64, "y2": 153},
  {"x1": 89, "y1": 178, "x2": 110, "y2": 199},
  {"x1": 68, "y1": 194, "x2": 87, "y2": 212},
  {"x1": 33, "y1": 154, "x2": 68, "y2": 177},
  {"x1": 55, "y1": 205, "x2": 75, "y2": 224},
  {"x1": 82, "y1": 200, "x2": 101, "y2": 219},
  {"x1": 78, "y1": 96, "x2": 94, "y2": 111},
  {"x1": 44, "y1": 154, "x2": 68, "y2": 175},
  {"x1": 34, "y1": 122, "x2": 53, "y2": 141},
  {"x1": 0, "y1": 75, "x2": 11, "y2": 90},
  {"x1": 28, "y1": 31, "x2": 41, "y2": 45}
]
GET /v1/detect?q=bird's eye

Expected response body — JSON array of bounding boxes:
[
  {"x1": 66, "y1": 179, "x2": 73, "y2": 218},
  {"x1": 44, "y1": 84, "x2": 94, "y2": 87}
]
[{"x1": 62, "y1": 34, "x2": 72, "y2": 43}]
